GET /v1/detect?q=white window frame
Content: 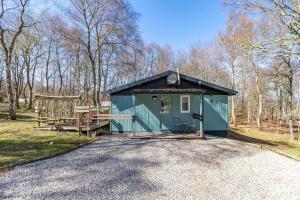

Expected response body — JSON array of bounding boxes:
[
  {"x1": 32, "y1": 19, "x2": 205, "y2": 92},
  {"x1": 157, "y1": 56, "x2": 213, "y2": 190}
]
[{"x1": 180, "y1": 95, "x2": 190, "y2": 113}]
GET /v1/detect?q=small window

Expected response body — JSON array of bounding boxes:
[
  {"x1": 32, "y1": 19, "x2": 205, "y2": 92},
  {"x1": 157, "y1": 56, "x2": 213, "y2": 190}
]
[
  {"x1": 181, "y1": 95, "x2": 190, "y2": 113},
  {"x1": 160, "y1": 96, "x2": 171, "y2": 114}
]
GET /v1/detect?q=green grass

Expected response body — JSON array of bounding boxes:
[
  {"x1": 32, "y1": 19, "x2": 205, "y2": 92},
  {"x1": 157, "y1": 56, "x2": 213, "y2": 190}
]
[
  {"x1": 0, "y1": 102, "x2": 6, "y2": 107},
  {"x1": 17, "y1": 108, "x2": 35, "y2": 113},
  {"x1": 0, "y1": 112, "x2": 35, "y2": 120},
  {"x1": 0, "y1": 102, "x2": 35, "y2": 120},
  {"x1": 229, "y1": 125, "x2": 300, "y2": 160},
  {"x1": 0, "y1": 121, "x2": 94, "y2": 168}
]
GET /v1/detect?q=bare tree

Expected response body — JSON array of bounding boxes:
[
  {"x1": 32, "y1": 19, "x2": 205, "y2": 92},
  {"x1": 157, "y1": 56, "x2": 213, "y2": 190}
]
[
  {"x1": 226, "y1": 0, "x2": 300, "y2": 141},
  {"x1": 237, "y1": 13, "x2": 267, "y2": 129},
  {"x1": 143, "y1": 43, "x2": 163, "y2": 76},
  {"x1": 12, "y1": 50, "x2": 25, "y2": 109},
  {"x1": 225, "y1": 0, "x2": 300, "y2": 58},
  {"x1": 68, "y1": 0, "x2": 101, "y2": 104},
  {"x1": 0, "y1": 0, "x2": 30, "y2": 119},
  {"x1": 156, "y1": 45, "x2": 174, "y2": 73},
  {"x1": 271, "y1": 56, "x2": 297, "y2": 140},
  {"x1": 22, "y1": 27, "x2": 43, "y2": 108},
  {"x1": 219, "y1": 12, "x2": 245, "y2": 127}
]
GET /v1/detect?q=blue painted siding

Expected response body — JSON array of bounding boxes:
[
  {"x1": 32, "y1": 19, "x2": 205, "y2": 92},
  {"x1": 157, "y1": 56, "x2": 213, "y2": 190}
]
[
  {"x1": 111, "y1": 94, "x2": 228, "y2": 132},
  {"x1": 203, "y1": 95, "x2": 228, "y2": 131},
  {"x1": 110, "y1": 95, "x2": 134, "y2": 132}
]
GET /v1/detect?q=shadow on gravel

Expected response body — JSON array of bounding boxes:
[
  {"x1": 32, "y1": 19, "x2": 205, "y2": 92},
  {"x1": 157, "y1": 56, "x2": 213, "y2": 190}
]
[
  {"x1": 85, "y1": 139, "x2": 157, "y2": 148},
  {"x1": 0, "y1": 139, "x2": 161, "y2": 199},
  {"x1": 0, "y1": 137, "x2": 261, "y2": 199}
]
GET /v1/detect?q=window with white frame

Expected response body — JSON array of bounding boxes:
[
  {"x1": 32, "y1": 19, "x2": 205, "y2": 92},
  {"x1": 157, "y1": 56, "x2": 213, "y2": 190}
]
[{"x1": 181, "y1": 95, "x2": 190, "y2": 113}]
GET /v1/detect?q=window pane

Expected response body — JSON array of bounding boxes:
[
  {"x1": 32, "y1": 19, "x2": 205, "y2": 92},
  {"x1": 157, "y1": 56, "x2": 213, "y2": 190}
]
[
  {"x1": 182, "y1": 102, "x2": 188, "y2": 111},
  {"x1": 181, "y1": 96, "x2": 189, "y2": 112},
  {"x1": 160, "y1": 96, "x2": 171, "y2": 113}
]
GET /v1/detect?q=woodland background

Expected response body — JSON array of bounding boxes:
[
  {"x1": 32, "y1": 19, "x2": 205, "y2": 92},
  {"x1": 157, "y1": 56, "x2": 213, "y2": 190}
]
[{"x1": 0, "y1": 0, "x2": 299, "y2": 143}]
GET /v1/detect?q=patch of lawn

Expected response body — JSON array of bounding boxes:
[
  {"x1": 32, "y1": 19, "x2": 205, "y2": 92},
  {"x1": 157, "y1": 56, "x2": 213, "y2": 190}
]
[
  {"x1": 0, "y1": 111, "x2": 36, "y2": 120},
  {"x1": 0, "y1": 121, "x2": 95, "y2": 168},
  {"x1": 0, "y1": 102, "x2": 6, "y2": 107},
  {"x1": 0, "y1": 112, "x2": 8, "y2": 119},
  {"x1": 0, "y1": 103, "x2": 36, "y2": 120},
  {"x1": 229, "y1": 125, "x2": 300, "y2": 160},
  {"x1": 17, "y1": 108, "x2": 35, "y2": 113}
]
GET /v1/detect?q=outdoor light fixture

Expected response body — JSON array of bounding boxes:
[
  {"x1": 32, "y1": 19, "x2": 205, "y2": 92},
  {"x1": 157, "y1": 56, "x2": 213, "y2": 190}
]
[{"x1": 152, "y1": 96, "x2": 158, "y2": 100}]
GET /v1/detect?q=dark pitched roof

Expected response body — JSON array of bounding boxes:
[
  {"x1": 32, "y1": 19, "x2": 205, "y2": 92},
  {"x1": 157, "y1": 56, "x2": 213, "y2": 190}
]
[{"x1": 107, "y1": 70, "x2": 238, "y2": 95}]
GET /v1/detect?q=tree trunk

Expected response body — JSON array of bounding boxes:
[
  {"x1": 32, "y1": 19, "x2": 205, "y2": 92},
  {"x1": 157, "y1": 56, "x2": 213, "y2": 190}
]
[
  {"x1": 230, "y1": 62, "x2": 236, "y2": 127},
  {"x1": 0, "y1": 78, "x2": 2, "y2": 92},
  {"x1": 5, "y1": 60, "x2": 16, "y2": 120},
  {"x1": 45, "y1": 42, "x2": 51, "y2": 93},
  {"x1": 25, "y1": 52, "x2": 36, "y2": 109},
  {"x1": 97, "y1": 61, "x2": 102, "y2": 105},
  {"x1": 289, "y1": 117, "x2": 294, "y2": 140},
  {"x1": 103, "y1": 48, "x2": 113, "y2": 95},
  {"x1": 257, "y1": 93, "x2": 263, "y2": 129},
  {"x1": 84, "y1": 63, "x2": 89, "y2": 105},
  {"x1": 91, "y1": 66, "x2": 97, "y2": 105},
  {"x1": 231, "y1": 97, "x2": 236, "y2": 127},
  {"x1": 28, "y1": 86, "x2": 33, "y2": 109},
  {"x1": 288, "y1": 92, "x2": 294, "y2": 140},
  {"x1": 23, "y1": 84, "x2": 27, "y2": 107},
  {"x1": 250, "y1": 58, "x2": 263, "y2": 129},
  {"x1": 15, "y1": 86, "x2": 20, "y2": 109},
  {"x1": 52, "y1": 74, "x2": 56, "y2": 95},
  {"x1": 96, "y1": 44, "x2": 103, "y2": 105},
  {"x1": 0, "y1": 0, "x2": 28, "y2": 119},
  {"x1": 86, "y1": 28, "x2": 97, "y2": 105},
  {"x1": 75, "y1": 46, "x2": 81, "y2": 94},
  {"x1": 55, "y1": 46, "x2": 63, "y2": 95},
  {"x1": 282, "y1": 57, "x2": 294, "y2": 140},
  {"x1": 13, "y1": 54, "x2": 24, "y2": 110},
  {"x1": 276, "y1": 99, "x2": 280, "y2": 134},
  {"x1": 103, "y1": 65, "x2": 109, "y2": 94},
  {"x1": 247, "y1": 100, "x2": 251, "y2": 124}
]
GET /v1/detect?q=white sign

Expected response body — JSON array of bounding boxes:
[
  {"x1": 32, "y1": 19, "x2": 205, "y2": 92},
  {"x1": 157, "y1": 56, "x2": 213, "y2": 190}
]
[{"x1": 101, "y1": 101, "x2": 110, "y2": 107}]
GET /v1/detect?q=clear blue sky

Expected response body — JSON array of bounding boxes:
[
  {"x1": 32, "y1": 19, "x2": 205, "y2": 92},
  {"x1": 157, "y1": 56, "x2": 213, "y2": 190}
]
[{"x1": 128, "y1": 0, "x2": 229, "y2": 52}]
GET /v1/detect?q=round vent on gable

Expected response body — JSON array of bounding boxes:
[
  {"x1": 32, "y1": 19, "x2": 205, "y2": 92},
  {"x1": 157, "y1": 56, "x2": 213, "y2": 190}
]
[{"x1": 167, "y1": 73, "x2": 178, "y2": 85}]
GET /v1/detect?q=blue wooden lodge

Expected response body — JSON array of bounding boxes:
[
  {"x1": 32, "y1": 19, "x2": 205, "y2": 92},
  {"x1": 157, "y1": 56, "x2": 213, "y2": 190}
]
[{"x1": 107, "y1": 70, "x2": 238, "y2": 137}]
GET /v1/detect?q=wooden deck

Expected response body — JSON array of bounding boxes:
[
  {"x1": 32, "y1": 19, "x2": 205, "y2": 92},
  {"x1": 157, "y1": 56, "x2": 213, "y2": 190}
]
[
  {"x1": 38, "y1": 121, "x2": 110, "y2": 133},
  {"x1": 37, "y1": 103, "x2": 134, "y2": 136}
]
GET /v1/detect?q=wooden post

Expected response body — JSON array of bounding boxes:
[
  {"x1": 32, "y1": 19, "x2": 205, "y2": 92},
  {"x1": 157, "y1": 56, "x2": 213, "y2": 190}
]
[
  {"x1": 200, "y1": 94, "x2": 204, "y2": 138},
  {"x1": 37, "y1": 110, "x2": 41, "y2": 128},
  {"x1": 132, "y1": 94, "x2": 136, "y2": 136},
  {"x1": 97, "y1": 103, "x2": 100, "y2": 125},
  {"x1": 87, "y1": 105, "x2": 90, "y2": 137},
  {"x1": 37, "y1": 98, "x2": 41, "y2": 128}
]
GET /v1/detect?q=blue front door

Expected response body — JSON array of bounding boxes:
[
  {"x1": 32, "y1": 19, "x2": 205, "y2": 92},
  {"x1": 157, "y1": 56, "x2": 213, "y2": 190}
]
[{"x1": 159, "y1": 95, "x2": 173, "y2": 131}]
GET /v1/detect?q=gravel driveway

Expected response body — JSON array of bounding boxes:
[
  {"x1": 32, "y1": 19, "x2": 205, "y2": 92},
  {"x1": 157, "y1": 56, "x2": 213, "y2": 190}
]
[{"x1": 1, "y1": 136, "x2": 300, "y2": 200}]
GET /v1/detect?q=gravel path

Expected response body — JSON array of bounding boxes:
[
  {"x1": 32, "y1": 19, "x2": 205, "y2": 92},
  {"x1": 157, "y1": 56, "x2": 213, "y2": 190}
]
[{"x1": 1, "y1": 136, "x2": 300, "y2": 200}]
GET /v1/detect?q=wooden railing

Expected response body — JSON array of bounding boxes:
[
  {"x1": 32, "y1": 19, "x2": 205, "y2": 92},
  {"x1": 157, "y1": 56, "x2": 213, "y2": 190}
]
[{"x1": 74, "y1": 106, "x2": 134, "y2": 135}]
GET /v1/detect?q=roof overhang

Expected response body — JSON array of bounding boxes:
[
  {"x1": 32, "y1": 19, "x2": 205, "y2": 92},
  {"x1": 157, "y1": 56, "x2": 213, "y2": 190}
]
[
  {"x1": 132, "y1": 88, "x2": 206, "y2": 94},
  {"x1": 107, "y1": 70, "x2": 238, "y2": 96}
]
